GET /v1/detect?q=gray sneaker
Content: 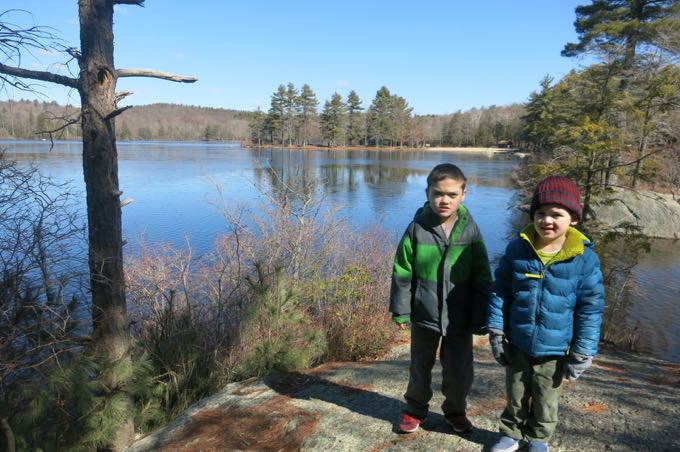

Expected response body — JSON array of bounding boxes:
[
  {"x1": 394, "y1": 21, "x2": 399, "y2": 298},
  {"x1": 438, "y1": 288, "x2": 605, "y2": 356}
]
[
  {"x1": 491, "y1": 435, "x2": 520, "y2": 452},
  {"x1": 528, "y1": 441, "x2": 549, "y2": 452}
]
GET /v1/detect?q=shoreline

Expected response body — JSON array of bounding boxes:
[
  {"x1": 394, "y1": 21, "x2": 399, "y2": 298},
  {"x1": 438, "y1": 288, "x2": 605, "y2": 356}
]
[{"x1": 245, "y1": 143, "x2": 526, "y2": 155}]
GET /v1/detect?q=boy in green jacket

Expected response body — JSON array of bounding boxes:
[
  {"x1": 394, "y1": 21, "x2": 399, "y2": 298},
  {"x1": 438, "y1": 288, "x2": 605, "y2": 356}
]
[{"x1": 389, "y1": 163, "x2": 492, "y2": 434}]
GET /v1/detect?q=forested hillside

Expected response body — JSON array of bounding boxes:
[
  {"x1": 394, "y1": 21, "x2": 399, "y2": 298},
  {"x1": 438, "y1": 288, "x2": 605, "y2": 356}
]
[
  {"x1": 0, "y1": 100, "x2": 253, "y2": 141},
  {"x1": 0, "y1": 97, "x2": 526, "y2": 147}
]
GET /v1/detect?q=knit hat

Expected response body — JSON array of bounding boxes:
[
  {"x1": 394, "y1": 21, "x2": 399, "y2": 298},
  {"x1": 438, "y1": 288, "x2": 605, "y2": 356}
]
[{"x1": 529, "y1": 176, "x2": 582, "y2": 221}]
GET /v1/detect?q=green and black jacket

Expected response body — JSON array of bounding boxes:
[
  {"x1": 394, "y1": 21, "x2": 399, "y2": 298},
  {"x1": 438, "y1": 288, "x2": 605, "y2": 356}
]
[{"x1": 389, "y1": 202, "x2": 492, "y2": 335}]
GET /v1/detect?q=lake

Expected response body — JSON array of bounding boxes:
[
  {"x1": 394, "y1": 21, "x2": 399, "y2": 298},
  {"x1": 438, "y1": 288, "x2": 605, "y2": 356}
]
[{"x1": 2, "y1": 140, "x2": 679, "y2": 363}]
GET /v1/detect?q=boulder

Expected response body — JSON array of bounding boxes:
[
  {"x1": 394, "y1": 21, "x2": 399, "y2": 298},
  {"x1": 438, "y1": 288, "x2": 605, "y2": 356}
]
[{"x1": 591, "y1": 189, "x2": 680, "y2": 239}]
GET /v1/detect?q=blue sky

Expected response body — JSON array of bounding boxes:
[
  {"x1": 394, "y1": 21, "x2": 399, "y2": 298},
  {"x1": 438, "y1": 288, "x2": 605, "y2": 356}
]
[{"x1": 1, "y1": 1, "x2": 592, "y2": 115}]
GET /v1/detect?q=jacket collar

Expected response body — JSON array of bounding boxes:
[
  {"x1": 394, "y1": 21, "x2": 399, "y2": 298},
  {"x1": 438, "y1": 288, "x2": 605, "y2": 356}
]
[
  {"x1": 519, "y1": 224, "x2": 591, "y2": 261},
  {"x1": 415, "y1": 202, "x2": 469, "y2": 241},
  {"x1": 415, "y1": 202, "x2": 468, "y2": 225}
]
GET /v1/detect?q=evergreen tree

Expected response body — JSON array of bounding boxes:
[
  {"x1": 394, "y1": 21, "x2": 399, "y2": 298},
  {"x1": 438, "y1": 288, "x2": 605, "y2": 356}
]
[
  {"x1": 320, "y1": 92, "x2": 346, "y2": 146},
  {"x1": 391, "y1": 95, "x2": 413, "y2": 147},
  {"x1": 283, "y1": 82, "x2": 299, "y2": 145},
  {"x1": 623, "y1": 61, "x2": 680, "y2": 186},
  {"x1": 249, "y1": 107, "x2": 265, "y2": 146},
  {"x1": 562, "y1": 0, "x2": 678, "y2": 71},
  {"x1": 443, "y1": 112, "x2": 463, "y2": 147},
  {"x1": 298, "y1": 84, "x2": 318, "y2": 146},
  {"x1": 523, "y1": 76, "x2": 566, "y2": 151},
  {"x1": 346, "y1": 90, "x2": 364, "y2": 145},
  {"x1": 268, "y1": 84, "x2": 286, "y2": 144},
  {"x1": 367, "y1": 86, "x2": 394, "y2": 146}
]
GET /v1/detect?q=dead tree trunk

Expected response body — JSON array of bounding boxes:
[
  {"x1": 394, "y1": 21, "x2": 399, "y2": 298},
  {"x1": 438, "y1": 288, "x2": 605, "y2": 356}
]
[
  {"x1": 0, "y1": 2, "x2": 195, "y2": 447},
  {"x1": 78, "y1": 1, "x2": 134, "y2": 448}
]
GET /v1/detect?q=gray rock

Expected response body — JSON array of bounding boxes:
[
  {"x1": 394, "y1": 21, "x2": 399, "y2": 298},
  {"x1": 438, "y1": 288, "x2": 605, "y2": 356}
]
[
  {"x1": 591, "y1": 189, "x2": 680, "y2": 239},
  {"x1": 125, "y1": 337, "x2": 680, "y2": 452}
]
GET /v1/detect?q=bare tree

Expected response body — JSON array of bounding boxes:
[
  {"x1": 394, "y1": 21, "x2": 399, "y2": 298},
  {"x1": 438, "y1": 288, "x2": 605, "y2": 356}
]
[{"x1": 0, "y1": 1, "x2": 196, "y2": 449}]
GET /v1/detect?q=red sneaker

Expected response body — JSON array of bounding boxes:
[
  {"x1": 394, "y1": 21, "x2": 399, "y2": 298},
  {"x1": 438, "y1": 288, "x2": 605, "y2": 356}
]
[
  {"x1": 446, "y1": 413, "x2": 474, "y2": 433},
  {"x1": 398, "y1": 412, "x2": 425, "y2": 433}
]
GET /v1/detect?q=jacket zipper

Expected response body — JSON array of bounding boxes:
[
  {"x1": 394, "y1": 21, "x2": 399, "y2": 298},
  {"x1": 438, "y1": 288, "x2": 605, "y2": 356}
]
[
  {"x1": 528, "y1": 250, "x2": 561, "y2": 353},
  {"x1": 440, "y1": 231, "x2": 451, "y2": 334}
]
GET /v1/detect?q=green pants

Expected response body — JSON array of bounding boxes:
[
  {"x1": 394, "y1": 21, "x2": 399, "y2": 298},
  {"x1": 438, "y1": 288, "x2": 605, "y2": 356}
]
[{"x1": 499, "y1": 344, "x2": 564, "y2": 442}]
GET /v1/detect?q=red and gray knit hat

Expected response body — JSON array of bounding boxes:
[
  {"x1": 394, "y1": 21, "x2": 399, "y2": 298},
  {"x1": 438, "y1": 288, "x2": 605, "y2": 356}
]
[{"x1": 529, "y1": 175, "x2": 582, "y2": 221}]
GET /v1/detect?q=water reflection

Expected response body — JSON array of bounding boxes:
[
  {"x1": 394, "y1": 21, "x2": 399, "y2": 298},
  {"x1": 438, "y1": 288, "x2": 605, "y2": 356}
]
[
  {"x1": 629, "y1": 239, "x2": 680, "y2": 361},
  {"x1": 1, "y1": 140, "x2": 678, "y2": 362}
]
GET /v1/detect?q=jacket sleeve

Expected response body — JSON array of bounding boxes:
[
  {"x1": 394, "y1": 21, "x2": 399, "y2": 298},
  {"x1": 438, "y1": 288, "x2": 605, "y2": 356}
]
[
  {"x1": 487, "y1": 244, "x2": 513, "y2": 332},
  {"x1": 571, "y1": 250, "x2": 605, "y2": 356},
  {"x1": 389, "y1": 223, "x2": 415, "y2": 316},
  {"x1": 468, "y1": 228, "x2": 492, "y2": 333}
]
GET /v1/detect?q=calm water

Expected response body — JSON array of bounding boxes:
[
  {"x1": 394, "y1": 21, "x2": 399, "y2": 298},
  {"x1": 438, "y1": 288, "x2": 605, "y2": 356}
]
[{"x1": 2, "y1": 140, "x2": 679, "y2": 363}]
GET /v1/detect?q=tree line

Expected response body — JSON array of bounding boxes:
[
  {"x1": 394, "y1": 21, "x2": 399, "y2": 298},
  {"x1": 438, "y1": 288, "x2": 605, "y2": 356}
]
[
  {"x1": 0, "y1": 96, "x2": 528, "y2": 148},
  {"x1": 249, "y1": 82, "x2": 527, "y2": 148}
]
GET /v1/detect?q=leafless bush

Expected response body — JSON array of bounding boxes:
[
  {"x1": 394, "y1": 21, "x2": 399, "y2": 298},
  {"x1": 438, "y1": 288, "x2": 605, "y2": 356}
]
[
  {"x1": 0, "y1": 151, "x2": 88, "y2": 446},
  {"x1": 124, "y1": 170, "x2": 397, "y2": 419}
]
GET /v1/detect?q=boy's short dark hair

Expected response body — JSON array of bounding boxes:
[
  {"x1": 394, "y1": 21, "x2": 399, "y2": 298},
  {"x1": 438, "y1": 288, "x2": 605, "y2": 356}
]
[{"x1": 426, "y1": 163, "x2": 467, "y2": 190}]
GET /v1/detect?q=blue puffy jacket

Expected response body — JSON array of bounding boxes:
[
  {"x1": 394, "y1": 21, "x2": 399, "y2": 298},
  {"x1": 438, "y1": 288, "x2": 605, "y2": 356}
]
[{"x1": 487, "y1": 225, "x2": 605, "y2": 357}]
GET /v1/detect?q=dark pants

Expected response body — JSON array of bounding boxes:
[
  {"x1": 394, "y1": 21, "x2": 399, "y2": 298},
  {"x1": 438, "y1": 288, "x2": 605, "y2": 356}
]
[
  {"x1": 499, "y1": 344, "x2": 564, "y2": 442},
  {"x1": 404, "y1": 325, "x2": 473, "y2": 419}
]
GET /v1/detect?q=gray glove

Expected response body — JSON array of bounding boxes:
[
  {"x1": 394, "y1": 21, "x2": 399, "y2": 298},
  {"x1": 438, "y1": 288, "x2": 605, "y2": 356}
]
[
  {"x1": 564, "y1": 353, "x2": 592, "y2": 381},
  {"x1": 489, "y1": 330, "x2": 511, "y2": 366}
]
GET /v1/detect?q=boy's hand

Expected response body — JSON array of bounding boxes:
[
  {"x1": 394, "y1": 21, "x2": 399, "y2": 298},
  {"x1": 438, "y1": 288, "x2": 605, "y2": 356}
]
[
  {"x1": 392, "y1": 314, "x2": 411, "y2": 330},
  {"x1": 564, "y1": 353, "x2": 592, "y2": 381},
  {"x1": 489, "y1": 330, "x2": 511, "y2": 366}
]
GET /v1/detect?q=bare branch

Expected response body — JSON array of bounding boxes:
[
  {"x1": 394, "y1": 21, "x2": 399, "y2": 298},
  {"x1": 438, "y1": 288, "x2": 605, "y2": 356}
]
[
  {"x1": 0, "y1": 62, "x2": 79, "y2": 88},
  {"x1": 105, "y1": 105, "x2": 133, "y2": 120},
  {"x1": 115, "y1": 90, "x2": 133, "y2": 101},
  {"x1": 65, "y1": 47, "x2": 81, "y2": 62},
  {"x1": 116, "y1": 68, "x2": 197, "y2": 83},
  {"x1": 114, "y1": 0, "x2": 145, "y2": 5},
  {"x1": 36, "y1": 112, "x2": 82, "y2": 149}
]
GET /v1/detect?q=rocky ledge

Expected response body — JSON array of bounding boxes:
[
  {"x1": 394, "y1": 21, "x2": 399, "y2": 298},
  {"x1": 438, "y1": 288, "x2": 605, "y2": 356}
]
[
  {"x1": 125, "y1": 336, "x2": 680, "y2": 452},
  {"x1": 592, "y1": 189, "x2": 680, "y2": 239}
]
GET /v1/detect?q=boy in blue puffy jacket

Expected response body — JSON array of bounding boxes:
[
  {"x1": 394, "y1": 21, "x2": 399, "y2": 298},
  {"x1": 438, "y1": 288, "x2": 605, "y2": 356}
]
[{"x1": 487, "y1": 176, "x2": 605, "y2": 452}]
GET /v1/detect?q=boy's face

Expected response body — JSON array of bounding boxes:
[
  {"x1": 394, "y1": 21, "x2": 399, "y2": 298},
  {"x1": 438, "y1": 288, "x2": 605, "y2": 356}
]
[
  {"x1": 426, "y1": 178, "x2": 466, "y2": 222},
  {"x1": 532, "y1": 203, "x2": 578, "y2": 248}
]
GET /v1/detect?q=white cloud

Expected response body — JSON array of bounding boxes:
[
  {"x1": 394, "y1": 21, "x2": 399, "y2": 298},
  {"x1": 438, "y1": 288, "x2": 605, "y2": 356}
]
[{"x1": 336, "y1": 80, "x2": 350, "y2": 87}]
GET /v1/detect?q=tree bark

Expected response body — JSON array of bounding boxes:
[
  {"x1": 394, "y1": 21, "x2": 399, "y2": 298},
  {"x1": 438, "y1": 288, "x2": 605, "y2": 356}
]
[
  {"x1": 1, "y1": 1, "x2": 196, "y2": 448},
  {"x1": 78, "y1": 0, "x2": 134, "y2": 449}
]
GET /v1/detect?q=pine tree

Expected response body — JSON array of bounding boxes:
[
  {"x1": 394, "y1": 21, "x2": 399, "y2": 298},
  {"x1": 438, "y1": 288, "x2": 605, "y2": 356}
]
[
  {"x1": 249, "y1": 107, "x2": 265, "y2": 146},
  {"x1": 346, "y1": 90, "x2": 364, "y2": 146},
  {"x1": 367, "y1": 86, "x2": 394, "y2": 146},
  {"x1": 562, "y1": 0, "x2": 678, "y2": 72},
  {"x1": 298, "y1": 84, "x2": 318, "y2": 146},
  {"x1": 320, "y1": 92, "x2": 346, "y2": 146},
  {"x1": 391, "y1": 95, "x2": 413, "y2": 147},
  {"x1": 283, "y1": 82, "x2": 299, "y2": 145},
  {"x1": 268, "y1": 85, "x2": 286, "y2": 144}
]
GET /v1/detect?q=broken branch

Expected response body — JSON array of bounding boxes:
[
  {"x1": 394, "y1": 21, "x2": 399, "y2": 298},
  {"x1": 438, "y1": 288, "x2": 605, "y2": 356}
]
[{"x1": 116, "y1": 68, "x2": 197, "y2": 83}]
